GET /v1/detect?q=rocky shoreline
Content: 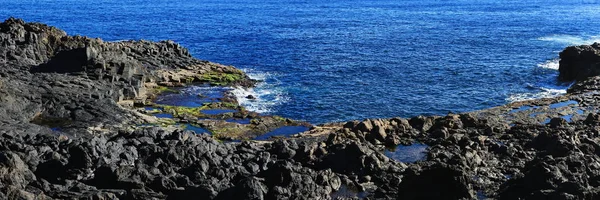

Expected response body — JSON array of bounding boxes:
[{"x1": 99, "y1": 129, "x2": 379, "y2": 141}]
[{"x1": 2, "y1": 18, "x2": 600, "y2": 199}]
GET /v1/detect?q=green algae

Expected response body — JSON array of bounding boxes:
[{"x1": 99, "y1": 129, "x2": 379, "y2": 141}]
[
  {"x1": 161, "y1": 105, "x2": 204, "y2": 117},
  {"x1": 156, "y1": 118, "x2": 177, "y2": 126},
  {"x1": 30, "y1": 116, "x2": 73, "y2": 128},
  {"x1": 211, "y1": 127, "x2": 249, "y2": 140},
  {"x1": 145, "y1": 108, "x2": 162, "y2": 114},
  {"x1": 199, "y1": 72, "x2": 244, "y2": 86},
  {"x1": 273, "y1": 116, "x2": 287, "y2": 122},
  {"x1": 154, "y1": 86, "x2": 178, "y2": 94},
  {"x1": 153, "y1": 102, "x2": 241, "y2": 118}
]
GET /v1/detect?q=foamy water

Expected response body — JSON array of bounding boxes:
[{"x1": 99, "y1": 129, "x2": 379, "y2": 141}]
[
  {"x1": 506, "y1": 87, "x2": 567, "y2": 102},
  {"x1": 506, "y1": 58, "x2": 571, "y2": 103},
  {"x1": 230, "y1": 69, "x2": 288, "y2": 113},
  {"x1": 504, "y1": 34, "x2": 598, "y2": 104},
  {"x1": 9, "y1": 1, "x2": 600, "y2": 124},
  {"x1": 538, "y1": 35, "x2": 600, "y2": 46},
  {"x1": 537, "y1": 59, "x2": 560, "y2": 70}
]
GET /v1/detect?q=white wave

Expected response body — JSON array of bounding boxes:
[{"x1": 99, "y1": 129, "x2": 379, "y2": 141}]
[
  {"x1": 538, "y1": 35, "x2": 600, "y2": 45},
  {"x1": 537, "y1": 59, "x2": 559, "y2": 70},
  {"x1": 231, "y1": 69, "x2": 288, "y2": 113},
  {"x1": 242, "y1": 68, "x2": 272, "y2": 81},
  {"x1": 506, "y1": 87, "x2": 567, "y2": 103},
  {"x1": 107, "y1": 39, "x2": 132, "y2": 43}
]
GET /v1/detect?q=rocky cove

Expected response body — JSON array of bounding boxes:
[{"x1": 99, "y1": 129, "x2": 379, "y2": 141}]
[{"x1": 1, "y1": 17, "x2": 600, "y2": 199}]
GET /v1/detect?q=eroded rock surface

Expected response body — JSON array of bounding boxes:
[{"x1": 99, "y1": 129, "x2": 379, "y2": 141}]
[
  {"x1": 0, "y1": 17, "x2": 252, "y2": 135},
  {"x1": 559, "y1": 42, "x2": 600, "y2": 81},
  {"x1": 2, "y1": 18, "x2": 600, "y2": 200}
]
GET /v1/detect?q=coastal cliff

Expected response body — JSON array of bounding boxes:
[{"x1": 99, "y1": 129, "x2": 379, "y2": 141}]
[{"x1": 1, "y1": 18, "x2": 600, "y2": 200}]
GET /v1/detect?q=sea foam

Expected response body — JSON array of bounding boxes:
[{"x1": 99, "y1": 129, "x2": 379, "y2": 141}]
[
  {"x1": 537, "y1": 59, "x2": 560, "y2": 70},
  {"x1": 506, "y1": 57, "x2": 572, "y2": 103},
  {"x1": 509, "y1": 34, "x2": 593, "y2": 102},
  {"x1": 230, "y1": 69, "x2": 288, "y2": 113},
  {"x1": 538, "y1": 35, "x2": 600, "y2": 45},
  {"x1": 506, "y1": 87, "x2": 567, "y2": 102},
  {"x1": 506, "y1": 80, "x2": 574, "y2": 103}
]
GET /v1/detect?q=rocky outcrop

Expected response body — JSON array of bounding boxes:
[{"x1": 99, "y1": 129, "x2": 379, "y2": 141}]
[
  {"x1": 4, "y1": 100, "x2": 599, "y2": 199},
  {"x1": 1, "y1": 17, "x2": 250, "y2": 101},
  {"x1": 3, "y1": 18, "x2": 600, "y2": 200},
  {"x1": 559, "y1": 42, "x2": 600, "y2": 81},
  {"x1": 499, "y1": 132, "x2": 600, "y2": 199},
  {"x1": 0, "y1": 126, "x2": 348, "y2": 199},
  {"x1": 0, "y1": 17, "x2": 253, "y2": 134}
]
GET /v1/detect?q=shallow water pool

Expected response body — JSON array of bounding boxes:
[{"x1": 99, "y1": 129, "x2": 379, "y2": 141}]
[
  {"x1": 155, "y1": 86, "x2": 231, "y2": 107},
  {"x1": 254, "y1": 126, "x2": 310, "y2": 140},
  {"x1": 201, "y1": 109, "x2": 238, "y2": 115},
  {"x1": 225, "y1": 118, "x2": 252, "y2": 124},
  {"x1": 154, "y1": 113, "x2": 174, "y2": 118},
  {"x1": 548, "y1": 100, "x2": 578, "y2": 109},
  {"x1": 384, "y1": 143, "x2": 428, "y2": 163},
  {"x1": 183, "y1": 124, "x2": 211, "y2": 134}
]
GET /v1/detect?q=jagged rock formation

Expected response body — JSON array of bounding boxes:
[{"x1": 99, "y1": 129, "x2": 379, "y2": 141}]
[
  {"x1": 0, "y1": 17, "x2": 251, "y2": 134},
  {"x1": 559, "y1": 42, "x2": 600, "y2": 81},
  {"x1": 2, "y1": 18, "x2": 600, "y2": 200}
]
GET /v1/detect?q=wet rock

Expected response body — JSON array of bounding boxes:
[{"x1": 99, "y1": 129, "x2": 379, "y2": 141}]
[{"x1": 568, "y1": 76, "x2": 600, "y2": 94}]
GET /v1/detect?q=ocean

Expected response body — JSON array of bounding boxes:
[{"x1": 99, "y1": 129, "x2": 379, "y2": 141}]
[{"x1": 3, "y1": 0, "x2": 600, "y2": 124}]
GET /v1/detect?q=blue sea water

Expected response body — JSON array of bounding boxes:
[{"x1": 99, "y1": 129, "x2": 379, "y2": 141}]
[{"x1": 3, "y1": 0, "x2": 600, "y2": 124}]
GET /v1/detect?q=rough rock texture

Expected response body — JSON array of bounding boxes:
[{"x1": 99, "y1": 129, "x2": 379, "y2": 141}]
[
  {"x1": 0, "y1": 127, "x2": 346, "y2": 199},
  {"x1": 3, "y1": 18, "x2": 600, "y2": 200},
  {"x1": 0, "y1": 17, "x2": 252, "y2": 135},
  {"x1": 559, "y1": 42, "x2": 600, "y2": 81}
]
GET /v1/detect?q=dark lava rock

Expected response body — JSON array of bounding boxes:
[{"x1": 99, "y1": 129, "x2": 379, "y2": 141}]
[
  {"x1": 3, "y1": 18, "x2": 600, "y2": 200},
  {"x1": 498, "y1": 154, "x2": 600, "y2": 199},
  {"x1": 397, "y1": 164, "x2": 474, "y2": 200},
  {"x1": 559, "y1": 42, "x2": 600, "y2": 81},
  {"x1": 0, "y1": 17, "x2": 252, "y2": 134},
  {"x1": 568, "y1": 76, "x2": 600, "y2": 94}
]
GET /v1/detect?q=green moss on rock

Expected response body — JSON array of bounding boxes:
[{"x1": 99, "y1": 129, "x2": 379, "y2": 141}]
[
  {"x1": 161, "y1": 105, "x2": 204, "y2": 117},
  {"x1": 199, "y1": 72, "x2": 244, "y2": 86},
  {"x1": 154, "y1": 86, "x2": 178, "y2": 94}
]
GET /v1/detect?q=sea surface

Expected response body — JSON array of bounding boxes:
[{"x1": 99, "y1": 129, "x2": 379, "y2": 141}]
[{"x1": 3, "y1": 0, "x2": 600, "y2": 124}]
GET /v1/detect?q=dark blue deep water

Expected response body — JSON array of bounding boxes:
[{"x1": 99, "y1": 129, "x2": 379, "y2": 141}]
[{"x1": 3, "y1": 0, "x2": 600, "y2": 124}]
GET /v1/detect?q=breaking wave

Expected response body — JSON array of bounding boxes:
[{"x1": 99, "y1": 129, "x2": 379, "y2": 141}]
[
  {"x1": 537, "y1": 59, "x2": 559, "y2": 70},
  {"x1": 538, "y1": 35, "x2": 600, "y2": 46},
  {"x1": 230, "y1": 69, "x2": 288, "y2": 113},
  {"x1": 506, "y1": 87, "x2": 567, "y2": 102}
]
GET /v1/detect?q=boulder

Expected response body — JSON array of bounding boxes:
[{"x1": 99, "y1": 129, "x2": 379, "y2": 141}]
[{"x1": 559, "y1": 43, "x2": 600, "y2": 81}]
